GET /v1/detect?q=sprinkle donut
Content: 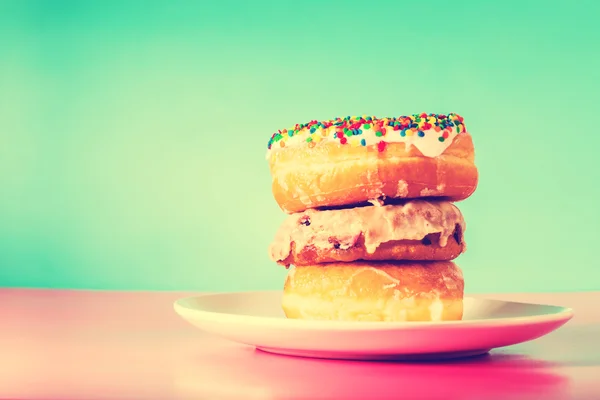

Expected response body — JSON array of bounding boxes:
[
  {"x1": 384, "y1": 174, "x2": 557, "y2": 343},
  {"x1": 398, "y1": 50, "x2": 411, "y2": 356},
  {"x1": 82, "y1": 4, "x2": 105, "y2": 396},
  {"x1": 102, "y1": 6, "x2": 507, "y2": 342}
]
[{"x1": 266, "y1": 113, "x2": 478, "y2": 213}]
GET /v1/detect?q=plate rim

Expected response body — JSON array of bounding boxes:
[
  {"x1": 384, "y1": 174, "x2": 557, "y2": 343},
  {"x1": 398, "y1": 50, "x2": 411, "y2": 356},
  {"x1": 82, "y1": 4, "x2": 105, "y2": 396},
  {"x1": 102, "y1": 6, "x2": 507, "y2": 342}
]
[{"x1": 173, "y1": 290, "x2": 574, "y2": 331}]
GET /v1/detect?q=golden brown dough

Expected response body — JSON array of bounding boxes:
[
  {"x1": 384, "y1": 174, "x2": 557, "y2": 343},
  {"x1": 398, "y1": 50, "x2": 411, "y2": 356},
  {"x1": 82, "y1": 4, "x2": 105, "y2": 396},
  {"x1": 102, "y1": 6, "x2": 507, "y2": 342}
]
[
  {"x1": 279, "y1": 233, "x2": 464, "y2": 266},
  {"x1": 282, "y1": 261, "x2": 464, "y2": 322},
  {"x1": 269, "y1": 133, "x2": 478, "y2": 213}
]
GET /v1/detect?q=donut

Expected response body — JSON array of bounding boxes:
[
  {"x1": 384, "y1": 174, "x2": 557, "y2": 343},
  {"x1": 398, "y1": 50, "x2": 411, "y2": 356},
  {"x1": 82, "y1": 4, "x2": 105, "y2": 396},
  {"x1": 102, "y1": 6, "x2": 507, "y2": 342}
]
[
  {"x1": 270, "y1": 200, "x2": 465, "y2": 266},
  {"x1": 266, "y1": 113, "x2": 478, "y2": 213},
  {"x1": 282, "y1": 261, "x2": 464, "y2": 322}
]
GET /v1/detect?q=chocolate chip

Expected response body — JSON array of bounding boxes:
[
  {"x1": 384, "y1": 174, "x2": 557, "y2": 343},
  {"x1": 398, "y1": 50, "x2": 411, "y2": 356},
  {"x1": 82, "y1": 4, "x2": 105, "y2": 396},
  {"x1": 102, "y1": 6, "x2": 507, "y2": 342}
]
[
  {"x1": 421, "y1": 236, "x2": 432, "y2": 245},
  {"x1": 299, "y1": 216, "x2": 311, "y2": 226},
  {"x1": 328, "y1": 237, "x2": 341, "y2": 249},
  {"x1": 453, "y1": 224, "x2": 463, "y2": 245}
]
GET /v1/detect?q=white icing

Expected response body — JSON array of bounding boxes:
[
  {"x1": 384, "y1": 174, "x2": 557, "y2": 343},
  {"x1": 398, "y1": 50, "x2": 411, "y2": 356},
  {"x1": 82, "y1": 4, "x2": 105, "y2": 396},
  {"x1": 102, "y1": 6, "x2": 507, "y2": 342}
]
[
  {"x1": 269, "y1": 200, "x2": 465, "y2": 263},
  {"x1": 266, "y1": 123, "x2": 461, "y2": 160}
]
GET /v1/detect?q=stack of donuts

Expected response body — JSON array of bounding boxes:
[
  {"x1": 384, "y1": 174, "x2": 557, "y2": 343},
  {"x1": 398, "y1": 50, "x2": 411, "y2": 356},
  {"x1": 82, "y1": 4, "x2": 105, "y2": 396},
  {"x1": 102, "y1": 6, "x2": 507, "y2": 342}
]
[{"x1": 266, "y1": 113, "x2": 478, "y2": 322}]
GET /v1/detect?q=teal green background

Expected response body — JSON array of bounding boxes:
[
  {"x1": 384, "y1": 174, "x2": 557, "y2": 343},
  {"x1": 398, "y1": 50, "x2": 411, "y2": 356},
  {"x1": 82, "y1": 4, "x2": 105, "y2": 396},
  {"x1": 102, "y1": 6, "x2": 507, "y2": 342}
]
[{"x1": 1, "y1": 0, "x2": 599, "y2": 293}]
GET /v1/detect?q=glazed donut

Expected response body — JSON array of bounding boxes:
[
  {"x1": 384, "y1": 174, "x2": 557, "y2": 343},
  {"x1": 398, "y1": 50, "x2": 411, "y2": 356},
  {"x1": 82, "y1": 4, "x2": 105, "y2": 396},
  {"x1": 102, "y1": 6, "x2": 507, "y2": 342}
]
[
  {"x1": 270, "y1": 200, "x2": 465, "y2": 266},
  {"x1": 266, "y1": 113, "x2": 478, "y2": 213},
  {"x1": 282, "y1": 261, "x2": 464, "y2": 322}
]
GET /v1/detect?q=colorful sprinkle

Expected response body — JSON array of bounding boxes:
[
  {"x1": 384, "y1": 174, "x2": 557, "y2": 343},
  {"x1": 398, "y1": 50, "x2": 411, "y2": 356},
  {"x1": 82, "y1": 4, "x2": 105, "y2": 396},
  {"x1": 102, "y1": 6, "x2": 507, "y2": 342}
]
[{"x1": 266, "y1": 113, "x2": 467, "y2": 152}]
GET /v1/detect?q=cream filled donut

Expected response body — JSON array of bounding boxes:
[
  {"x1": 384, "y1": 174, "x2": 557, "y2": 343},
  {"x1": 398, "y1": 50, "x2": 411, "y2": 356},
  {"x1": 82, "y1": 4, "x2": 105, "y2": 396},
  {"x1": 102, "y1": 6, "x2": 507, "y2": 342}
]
[
  {"x1": 266, "y1": 113, "x2": 478, "y2": 213},
  {"x1": 282, "y1": 261, "x2": 464, "y2": 322},
  {"x1": 270, "y1": 200, "x2": 465, "y2": 266}
]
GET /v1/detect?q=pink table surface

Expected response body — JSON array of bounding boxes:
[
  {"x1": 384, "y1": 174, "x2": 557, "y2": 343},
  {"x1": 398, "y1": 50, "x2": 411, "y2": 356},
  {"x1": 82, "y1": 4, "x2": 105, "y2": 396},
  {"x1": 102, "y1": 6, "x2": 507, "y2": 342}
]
[{"x1": 0, "y1": 289, "x2": 598, "y2": 400}]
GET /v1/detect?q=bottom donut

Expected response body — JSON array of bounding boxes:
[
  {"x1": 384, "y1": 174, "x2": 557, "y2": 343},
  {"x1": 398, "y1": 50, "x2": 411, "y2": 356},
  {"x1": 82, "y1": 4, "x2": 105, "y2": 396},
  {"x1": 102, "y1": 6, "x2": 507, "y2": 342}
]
[{"x1": 282, "y1": 261, "x2": 464, "y2": 322}]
